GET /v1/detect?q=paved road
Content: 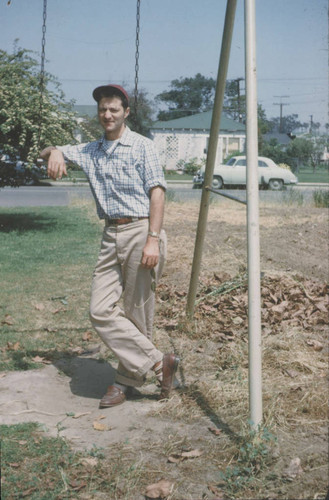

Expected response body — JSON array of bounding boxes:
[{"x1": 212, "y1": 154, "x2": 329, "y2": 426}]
[{"x1": 0, "y1": 182, "x2": 327, "y2": 207}]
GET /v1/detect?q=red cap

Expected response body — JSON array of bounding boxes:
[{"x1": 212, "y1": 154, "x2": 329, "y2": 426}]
[{"x1": 92, "y1": 84, "x2": 129, "y2": 103}]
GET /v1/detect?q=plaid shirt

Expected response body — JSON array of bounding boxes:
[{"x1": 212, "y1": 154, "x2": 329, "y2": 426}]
[{"x1": 58, "y1": 126, "x2": 166, "y2": 219}]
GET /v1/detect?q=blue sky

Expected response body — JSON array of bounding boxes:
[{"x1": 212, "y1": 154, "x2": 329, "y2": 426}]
[{"x1": 1, "y1": 0, "x2": 328, "y2": 127}]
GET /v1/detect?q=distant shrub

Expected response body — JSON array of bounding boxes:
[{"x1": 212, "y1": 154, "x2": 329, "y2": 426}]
[
  {"x1": 278, "y1": 163, "x2": 292, "y2": 171},
  {"x1": 177, "y1": 157, "x2": 203, "y2": 176},
  {"x1": 313, "y1": 189, "x2": 329, "y2": 208}
]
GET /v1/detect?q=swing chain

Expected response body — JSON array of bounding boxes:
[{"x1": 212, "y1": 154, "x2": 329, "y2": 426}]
[
  {"x1": 37, "y1": 0, "x2": 47, "y2": 149},
  {"x1": 134, "y1": 0, "x2": 141, "y2": 119}
]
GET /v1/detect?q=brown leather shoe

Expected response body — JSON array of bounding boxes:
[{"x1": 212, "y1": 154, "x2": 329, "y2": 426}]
[
  {"x1": 159, "y1": 353, "x2": 180, "y2": 400},
  {"x1": 99, "y1": 385, "x2": 126, "y2": 408}
]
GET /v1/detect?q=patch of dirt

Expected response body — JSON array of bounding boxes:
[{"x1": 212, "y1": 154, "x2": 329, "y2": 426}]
[{"x1": 1, "y1": 201, "x2": 328, "y2": 499}]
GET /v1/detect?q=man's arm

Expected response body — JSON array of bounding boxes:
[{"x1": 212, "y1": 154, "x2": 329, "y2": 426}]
[
  {"x1": 40, "y1": 146, "x2": 67, "y2": 180},
  {"x1": 141, "y1": 186, "x2": 165, "y2": 269}
]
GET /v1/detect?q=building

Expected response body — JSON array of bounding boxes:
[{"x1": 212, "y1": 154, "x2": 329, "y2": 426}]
[{"x1": 150, "y1": 110, "x2": 246, "y2": 170}]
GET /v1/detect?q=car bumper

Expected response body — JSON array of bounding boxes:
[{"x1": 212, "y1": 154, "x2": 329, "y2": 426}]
[{"x1": 193, "y1": 175, "x2": 203, "y2": 187}]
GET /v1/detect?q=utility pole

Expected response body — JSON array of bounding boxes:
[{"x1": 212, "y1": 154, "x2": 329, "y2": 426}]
[
  {"x1": 273, "y1": 95, "x2": 289, "y2": 132},
  {"x1": 309, "y1": 114, "x2": 313, "y2": 134}
]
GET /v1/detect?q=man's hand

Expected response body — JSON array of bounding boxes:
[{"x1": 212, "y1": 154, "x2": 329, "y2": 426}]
[
  {"x1": 47, "y1": 149, "x2": 67, "y2": 180},
  {"x1": 141, "y1": 236, "x2": 160, "y2": 269}
]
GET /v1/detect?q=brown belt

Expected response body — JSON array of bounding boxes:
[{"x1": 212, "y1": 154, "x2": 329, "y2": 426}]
[{"x1": 105, "y1": 216, "x2": 148, "y2": 226}]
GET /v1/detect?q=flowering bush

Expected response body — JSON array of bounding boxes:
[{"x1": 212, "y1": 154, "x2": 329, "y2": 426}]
[{"x1": 278, "y1": 163, "x2": 292, "y2": 171}]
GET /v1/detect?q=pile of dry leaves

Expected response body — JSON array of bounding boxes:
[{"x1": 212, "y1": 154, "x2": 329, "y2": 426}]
[{"x1": 156, "y1": 272, "x2": 329, "y2": 340}]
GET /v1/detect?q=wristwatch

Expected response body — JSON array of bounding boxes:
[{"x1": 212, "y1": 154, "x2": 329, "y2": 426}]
[{"x1": 148, "y1": 231, "x2": 160, "y2": 239}]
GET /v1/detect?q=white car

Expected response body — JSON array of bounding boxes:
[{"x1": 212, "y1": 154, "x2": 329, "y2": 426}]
[{"x1": 193, "y1": 156, "x2": 298, "y2": 190}]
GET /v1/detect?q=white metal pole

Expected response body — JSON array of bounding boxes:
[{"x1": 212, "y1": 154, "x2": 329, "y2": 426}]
[{"x1": 244, "y1": 0, "x2": 262, "y2": 429}]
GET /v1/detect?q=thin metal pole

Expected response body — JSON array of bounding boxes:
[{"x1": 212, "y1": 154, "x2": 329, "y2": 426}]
[
  {"x1": 244, "y1": 0, "x2": 262, "y2": 429},
  {"x1": 186, "y1": 0, "x2": 238, "y2": 317}
]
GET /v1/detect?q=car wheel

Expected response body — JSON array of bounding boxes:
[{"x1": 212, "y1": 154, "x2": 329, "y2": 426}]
[
  {"x1": 212, "y1": 176, "x2": 223, "y2": 189},
  {"x1": 269, "y1": 179, "x2": 283, "y2": 190}
]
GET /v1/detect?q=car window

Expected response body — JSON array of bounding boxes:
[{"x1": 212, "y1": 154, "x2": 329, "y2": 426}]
[
  {"x1": 225, "y1": 157, "x2": 236, "y2": 166},
  {"x1": 258, "y1": 160, "x2": 268, "y2": 167},
  {"x1": 235, "y1": 159, "x2": 247, "y2": 166}
]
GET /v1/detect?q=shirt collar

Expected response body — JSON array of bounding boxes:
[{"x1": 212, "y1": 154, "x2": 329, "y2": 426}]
[{"x1": 99, "y1": 126, "x2": 134, "y2": 150}]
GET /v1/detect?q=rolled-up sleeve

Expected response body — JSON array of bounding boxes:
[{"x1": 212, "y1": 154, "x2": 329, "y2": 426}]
[{"x1": 142, "y1": 140, "x2": 167, "y2": 194}]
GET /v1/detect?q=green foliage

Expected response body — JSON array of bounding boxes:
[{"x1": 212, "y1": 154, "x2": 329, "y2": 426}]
[
  {"x1": 127, "y1": 88, "x2": 155, "y2": 136},
  {"x1": 269, "y1": 113, "x2": 308, "y2": 134},
  {"x1": 224, "y1": 78, "x2": 246, "y2": 122},
  {"x1": 156, "y1": 73, "x2": 215, "y2": 121},
  {"x1": 313, "y1": 189, "x2": 329, "y2": 208},
  {"x1": 1, "y1": 422, "x2": 79, "y2": 499},
  {"x1": 219, "y1": 426, "x2": 277, "y2": 496},
  {"x1": 259, "y1": 138, "x2": 290, "y2": 165},
  {"x1": 286, "y1": 137, "x2": 315, "y2": 165},
  {"x1": 0, "y1": 47, "x2": 78, "y2": 171},
  {"x1": 176, "y1": 157, "x2": 203, "y2": 175}
]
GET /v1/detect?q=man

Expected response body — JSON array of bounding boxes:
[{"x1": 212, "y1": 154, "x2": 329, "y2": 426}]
[{"x1": 40, "y1": 84, "x2": 179, "y2": 408}]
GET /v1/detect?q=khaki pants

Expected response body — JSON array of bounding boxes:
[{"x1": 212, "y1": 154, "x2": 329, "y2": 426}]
[{"x1": 89, "y1": 218, "x2": 166, "y2": 387}]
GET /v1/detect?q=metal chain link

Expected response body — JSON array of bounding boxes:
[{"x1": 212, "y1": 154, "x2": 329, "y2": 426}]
[
  {"x1": 134, "y1": 0, "x2": 141, "y2": 124},
  {"x1": 37, "y1": 0, "x2": 47, "y2": 150}
]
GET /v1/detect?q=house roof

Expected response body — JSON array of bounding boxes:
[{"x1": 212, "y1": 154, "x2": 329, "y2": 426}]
[{"x1": 152, "y1": 110, "x2": 245, "y2": 132}]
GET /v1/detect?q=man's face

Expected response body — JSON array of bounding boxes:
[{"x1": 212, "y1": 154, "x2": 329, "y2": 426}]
[{"x1": 98, "y1": 96, "x2": 130, "y2": 140}]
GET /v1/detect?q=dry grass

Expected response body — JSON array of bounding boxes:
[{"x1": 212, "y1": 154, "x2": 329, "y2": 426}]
[{"x1": 1, "y1": 200, "x2": 328, "y2": 499}]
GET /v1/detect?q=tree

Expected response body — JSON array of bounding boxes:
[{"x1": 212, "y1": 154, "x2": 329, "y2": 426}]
[
  {"x1": 127, "y1": 88, "x2": 155, "y2": 137},
  {"x1": 155, "y1": 73, "x2": 216, "y2": 121},
  {"x1": 223, "y1": 78, "x2": 245, "y2": 122},
  {"x1": 285, "y1": 137, "x2": 316, "y2": 170},
  {"x1": 269, "y1": 114, "x2": 308, "y2": 134},
  {"x1": 0, "y1": 47, "x2": 78, "y2": 185}
]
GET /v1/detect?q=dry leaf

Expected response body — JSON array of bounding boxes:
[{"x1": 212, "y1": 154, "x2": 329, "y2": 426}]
[
  {"x1": 52, "y1": 307, "x2": 66, "y2": 314},
  {"x1": 181, "y1": 449, "x2": 203, "y2": 459},
  {"x1": 306, "y1": 339, "x2": 323, "y2": 351},
  {"x1": 69, "y1": 480, "x2": 87, "y2": 491},
  {"x1": 82, "y1": 331, "x2": 93, "y2": 341},
  {"x1": 7, "y1": 341, "x2": 20, "y2": 351},
  {"x1": 208, "y1": 484, "x2": 225, "y2": 499},
  {"x1": 31, "y1": 355, "x2": 51, "y2": 364},
  {"x1": 93, "y1": 421, "x2": 109, "y2": 431},
  {"x1": 80, "y1": 457, "x2": 98, "y2": 468},
  {"x1": 72, "y1": 412, "x2": 91, "y2": 419},
  {"x1": 208, "y1": 427, "x2": 222, "y2": 436},
  {"x1": 168, "y1": 449, "x2": 203, "y2": 462},
  {"x1": 34, "y1": 303, "x2": 45, "y2": 311},
  {"x1": 69, "y1": 346, "x2": 84, "y2": 355},
  {"x1": 145, "y1": 479, "x2": 174, "y2": 499},
  {"x1": 271, "y1": 301, "x2": 289, "y2": 314},
  {"x1": 21, "y1": 488, "x2": 37, "y2": 497},
  {"x1": 283, "y1": 457, "x2": 303, "y2": 479},
  {"x1": 2, "y1": 315, "x2": 14, "y2": 325},
  {"x1": 232, "y1": 316, "x2": 244, "y2": 325}
]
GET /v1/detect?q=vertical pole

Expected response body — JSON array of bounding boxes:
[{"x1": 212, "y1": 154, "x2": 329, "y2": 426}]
[
  {"x1": 186, "y1": 0, "x2": 238, "y2": 317},
  {"x1": 244, "y1": 0, "x2": 262, "y2": 429}
]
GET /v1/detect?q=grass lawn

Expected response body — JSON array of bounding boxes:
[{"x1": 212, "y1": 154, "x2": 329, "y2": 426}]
[
  {"x1": 0, "y1": 202, "x2": 102, "y2": 371},
  {"x1": 296, "y1": 169, "x2": 329, "y2": 183},
  {"x1": 64, "y1": 169, "x2": 329, "y2": 184}
]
